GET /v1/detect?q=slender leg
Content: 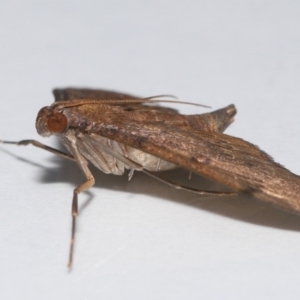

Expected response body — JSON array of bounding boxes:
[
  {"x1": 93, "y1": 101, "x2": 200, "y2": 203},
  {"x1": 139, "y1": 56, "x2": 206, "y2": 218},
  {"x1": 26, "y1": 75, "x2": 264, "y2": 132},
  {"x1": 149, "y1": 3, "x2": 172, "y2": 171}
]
[
  {"x1": 142, "y1": 170, "x2": 238, "y2": 196},
  {"x1": 68, "y1": 176, "x2": 95, "y2": 268},
  {"x1": 65, "y1": 134, "x2": 96, "y2": 269},
  {"x1": 1, "y1": 137, "x2": 94, "y2": 268},
  {"x1": 0, "y1": 139, "x2": 76, "y2": 161}
]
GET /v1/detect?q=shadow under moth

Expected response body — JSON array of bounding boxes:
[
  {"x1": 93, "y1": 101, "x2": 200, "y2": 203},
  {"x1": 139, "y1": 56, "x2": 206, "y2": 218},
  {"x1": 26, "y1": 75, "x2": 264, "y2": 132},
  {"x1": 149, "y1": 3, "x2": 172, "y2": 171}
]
[{"x1": 2, "y1": 87, "x2": 300, "y2": 268}]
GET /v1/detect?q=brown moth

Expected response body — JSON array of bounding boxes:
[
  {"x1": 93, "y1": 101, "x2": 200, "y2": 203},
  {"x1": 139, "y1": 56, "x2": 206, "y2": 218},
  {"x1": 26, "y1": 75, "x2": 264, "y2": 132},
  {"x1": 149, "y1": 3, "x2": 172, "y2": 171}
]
[{"x1": 2, "y1": 87, "x2": 300, "y2": 267}]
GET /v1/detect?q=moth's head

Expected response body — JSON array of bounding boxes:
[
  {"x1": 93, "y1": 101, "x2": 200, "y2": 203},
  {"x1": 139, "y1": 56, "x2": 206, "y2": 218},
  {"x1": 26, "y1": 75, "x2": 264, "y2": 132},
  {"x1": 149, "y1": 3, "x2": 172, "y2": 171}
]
[{"x1": 36, "y1": 106, "x2": 68, "y2": 137}]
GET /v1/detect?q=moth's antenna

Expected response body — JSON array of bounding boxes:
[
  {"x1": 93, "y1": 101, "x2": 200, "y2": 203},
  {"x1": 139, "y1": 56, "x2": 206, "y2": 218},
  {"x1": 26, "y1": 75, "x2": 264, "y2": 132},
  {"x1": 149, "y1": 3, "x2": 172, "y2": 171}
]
[
  {"x1": 141, "y1": 95, "x2": 177, "y2": 100},
  {"x1": 54, "y1": 97, "x2": 211, "y2": 109},
  {"x1": 140, "y1": 98, "x2": 210, "y2": 108}
]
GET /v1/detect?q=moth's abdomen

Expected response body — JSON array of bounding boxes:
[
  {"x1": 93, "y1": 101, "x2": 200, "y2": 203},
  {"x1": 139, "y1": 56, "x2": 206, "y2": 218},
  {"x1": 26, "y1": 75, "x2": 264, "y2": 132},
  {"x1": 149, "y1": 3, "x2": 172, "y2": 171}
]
[
  {"x1": 126, "y1": 147, "x2": 177, "y2": 172},
  {"x1": 72, "y1": 133, "x2": 176, "y2": 175}
]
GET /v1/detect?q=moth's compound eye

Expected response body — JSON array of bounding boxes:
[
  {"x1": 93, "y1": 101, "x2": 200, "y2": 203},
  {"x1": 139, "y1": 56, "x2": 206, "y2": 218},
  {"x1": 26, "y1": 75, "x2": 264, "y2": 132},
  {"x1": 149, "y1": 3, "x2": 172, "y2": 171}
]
[{"x1": 47, "y1": 112, "x2": 68, "y2": 133}]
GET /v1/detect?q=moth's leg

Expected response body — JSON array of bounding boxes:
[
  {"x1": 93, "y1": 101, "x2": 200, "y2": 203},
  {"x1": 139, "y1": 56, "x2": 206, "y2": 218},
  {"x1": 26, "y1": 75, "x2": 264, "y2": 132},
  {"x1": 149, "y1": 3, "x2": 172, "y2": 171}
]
[
  {"x1": 0, "y1": 137, "x2": 91, "y2": 267},
  {"x1": 66, "y1": 137, "x2": 95, "y2": 269},
  {"x1": 142, "y1": 170, "x2": 238, "y2": 196},
  {"x1": 69, "y1": 169, "x2": 95, "y2": 268},
  {"x1": 0, "y1": 139, "x2": 75, "y2": 162}
]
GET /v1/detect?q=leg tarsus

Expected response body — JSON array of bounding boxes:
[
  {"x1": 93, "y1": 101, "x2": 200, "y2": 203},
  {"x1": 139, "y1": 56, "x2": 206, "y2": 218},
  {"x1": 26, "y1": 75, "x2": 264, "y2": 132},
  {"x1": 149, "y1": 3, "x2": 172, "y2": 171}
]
[
  {"x1": 67, "y1": 177, "x2": 95, "y2": 269},
  {"x1": 68, "y1": 192, "x2": 78, "y2": 269},
  {"x1": 142, "y1": 170, "x2": 238, "y2": 196},
  {"x1": 0, "y1": 139, "x2": 75, "y2": 161}
]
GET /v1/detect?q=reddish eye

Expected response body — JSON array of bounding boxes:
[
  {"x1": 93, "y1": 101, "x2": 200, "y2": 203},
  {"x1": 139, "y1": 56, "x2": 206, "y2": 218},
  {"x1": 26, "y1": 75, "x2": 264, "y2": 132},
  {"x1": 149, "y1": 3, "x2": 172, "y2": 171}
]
[{"x1": 47, "y1": 113, "x2": 68, "y2": 133}]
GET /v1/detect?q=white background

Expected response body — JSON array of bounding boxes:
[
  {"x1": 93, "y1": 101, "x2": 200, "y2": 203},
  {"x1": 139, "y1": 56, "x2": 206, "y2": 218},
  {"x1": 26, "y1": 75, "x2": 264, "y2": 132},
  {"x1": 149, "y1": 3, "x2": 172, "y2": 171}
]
[{"x1": 1, "y1": 1, "x2": 300, "y2": 299}]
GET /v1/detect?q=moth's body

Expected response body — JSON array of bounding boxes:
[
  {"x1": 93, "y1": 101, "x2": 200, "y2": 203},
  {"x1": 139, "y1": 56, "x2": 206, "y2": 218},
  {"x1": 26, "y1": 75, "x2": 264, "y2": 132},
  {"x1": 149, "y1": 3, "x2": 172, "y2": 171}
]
[
  {"x1": 3, "y1": 87, "x2": 300, "y2": 267},
  {"x1": 36, "y1": 88, "x2": 300, "y2": 215}
]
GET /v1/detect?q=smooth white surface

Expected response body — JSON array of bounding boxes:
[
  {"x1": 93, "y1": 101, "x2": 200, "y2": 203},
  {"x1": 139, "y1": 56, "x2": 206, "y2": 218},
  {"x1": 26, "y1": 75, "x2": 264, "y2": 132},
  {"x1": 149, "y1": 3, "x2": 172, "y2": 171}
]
[{"x1": 1, "y1": 1, "x2": 300, "y2": 299}]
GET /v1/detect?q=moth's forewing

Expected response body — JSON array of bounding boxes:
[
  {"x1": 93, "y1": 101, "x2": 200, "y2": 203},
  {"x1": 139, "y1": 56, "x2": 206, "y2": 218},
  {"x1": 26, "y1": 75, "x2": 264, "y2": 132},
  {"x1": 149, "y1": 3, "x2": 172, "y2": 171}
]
[{"x1": 80, "y1": 113, "x2": 300, "y2": 214}]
